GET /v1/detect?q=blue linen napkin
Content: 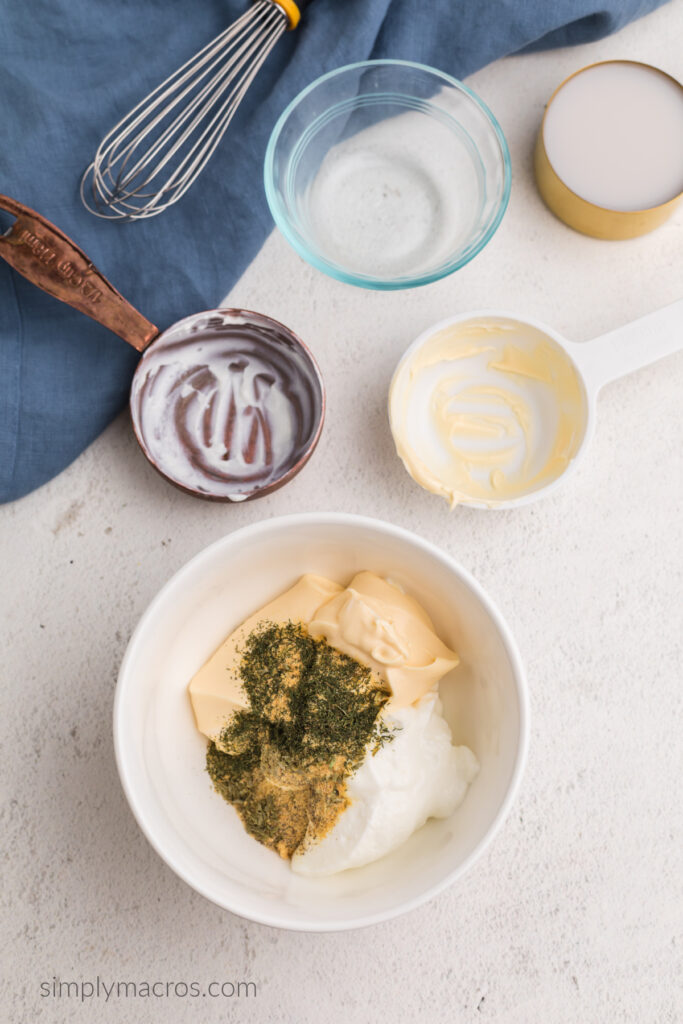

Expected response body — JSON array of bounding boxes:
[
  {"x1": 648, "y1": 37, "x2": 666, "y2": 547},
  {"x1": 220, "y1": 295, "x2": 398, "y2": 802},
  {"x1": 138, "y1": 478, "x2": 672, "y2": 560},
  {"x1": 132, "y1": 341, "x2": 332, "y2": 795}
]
[{"x1": 0, "y1": 0, "x2": 667, "y2": 502}]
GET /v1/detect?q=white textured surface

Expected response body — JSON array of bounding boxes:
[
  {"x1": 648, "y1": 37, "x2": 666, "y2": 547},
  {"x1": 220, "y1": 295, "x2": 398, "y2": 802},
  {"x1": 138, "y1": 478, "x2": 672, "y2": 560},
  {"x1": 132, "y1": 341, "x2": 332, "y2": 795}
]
[{"x1": 2, "y1": 4, "x2": 682, "y2": 1021}]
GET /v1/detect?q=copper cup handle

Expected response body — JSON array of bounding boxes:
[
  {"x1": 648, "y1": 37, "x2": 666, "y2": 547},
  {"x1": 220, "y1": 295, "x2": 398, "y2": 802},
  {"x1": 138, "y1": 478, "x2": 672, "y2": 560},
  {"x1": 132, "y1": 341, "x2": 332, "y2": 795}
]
[{"x1": 0, "y1": 194, "x2": 158, "y2": 352}]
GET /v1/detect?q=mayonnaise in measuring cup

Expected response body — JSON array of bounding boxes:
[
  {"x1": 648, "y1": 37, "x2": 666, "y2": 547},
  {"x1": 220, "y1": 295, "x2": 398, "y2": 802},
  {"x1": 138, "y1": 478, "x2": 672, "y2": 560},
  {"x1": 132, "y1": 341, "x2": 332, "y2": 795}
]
[{"x1": 389, "y1": 317, "x2": 587, "y2": 507}]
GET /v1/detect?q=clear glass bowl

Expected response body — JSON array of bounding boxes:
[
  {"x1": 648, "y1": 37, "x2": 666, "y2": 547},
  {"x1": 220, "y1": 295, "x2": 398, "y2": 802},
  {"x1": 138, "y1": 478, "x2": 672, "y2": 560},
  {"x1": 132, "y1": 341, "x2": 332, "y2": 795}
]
[{"x1": 264, "y1": 60, "x2": 511, "y2": 290}]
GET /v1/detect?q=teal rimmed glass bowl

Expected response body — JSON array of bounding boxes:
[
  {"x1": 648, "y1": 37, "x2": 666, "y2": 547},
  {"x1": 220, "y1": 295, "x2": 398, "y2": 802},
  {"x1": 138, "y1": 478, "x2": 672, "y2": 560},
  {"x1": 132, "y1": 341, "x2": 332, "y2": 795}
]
[{"x1": 264, "y1": 60, "x2": 511, "y2": 291}]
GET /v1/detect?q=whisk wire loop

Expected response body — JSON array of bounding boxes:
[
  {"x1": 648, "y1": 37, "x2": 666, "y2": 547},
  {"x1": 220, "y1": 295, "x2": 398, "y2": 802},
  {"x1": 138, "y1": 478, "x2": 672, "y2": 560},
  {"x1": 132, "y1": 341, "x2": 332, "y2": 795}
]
[{"x1": 81, "y1": 0, "x2": 288, "y2": 220}]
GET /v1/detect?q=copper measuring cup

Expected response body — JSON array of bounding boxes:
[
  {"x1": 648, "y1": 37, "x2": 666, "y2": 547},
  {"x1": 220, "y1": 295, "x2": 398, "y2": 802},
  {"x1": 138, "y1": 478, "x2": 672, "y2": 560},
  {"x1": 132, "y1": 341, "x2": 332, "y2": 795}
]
[{"x1": 0, "y1": 195, "x2": 325, "y2": 501}]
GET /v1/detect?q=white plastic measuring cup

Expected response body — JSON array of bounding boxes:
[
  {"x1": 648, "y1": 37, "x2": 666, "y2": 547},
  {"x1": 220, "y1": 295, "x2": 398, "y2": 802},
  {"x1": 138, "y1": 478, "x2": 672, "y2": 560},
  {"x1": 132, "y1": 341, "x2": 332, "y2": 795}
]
[{"x1": 389, "y1": 299, "x2": 683, "y2": 509}]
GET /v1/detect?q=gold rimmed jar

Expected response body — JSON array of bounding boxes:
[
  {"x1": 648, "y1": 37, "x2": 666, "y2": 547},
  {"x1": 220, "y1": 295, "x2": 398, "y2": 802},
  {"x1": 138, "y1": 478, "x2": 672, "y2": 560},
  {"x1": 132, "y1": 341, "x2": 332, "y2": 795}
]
[{"x1": 534, "y1": 60, "x2": 683, "y2": 240}]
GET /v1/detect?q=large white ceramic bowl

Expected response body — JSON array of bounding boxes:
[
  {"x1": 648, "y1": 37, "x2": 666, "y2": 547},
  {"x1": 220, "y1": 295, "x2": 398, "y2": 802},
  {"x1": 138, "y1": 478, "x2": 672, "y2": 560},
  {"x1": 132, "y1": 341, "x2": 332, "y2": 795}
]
[{"x1": 114, "y1": 514, "x2": 528, "y2": 931}]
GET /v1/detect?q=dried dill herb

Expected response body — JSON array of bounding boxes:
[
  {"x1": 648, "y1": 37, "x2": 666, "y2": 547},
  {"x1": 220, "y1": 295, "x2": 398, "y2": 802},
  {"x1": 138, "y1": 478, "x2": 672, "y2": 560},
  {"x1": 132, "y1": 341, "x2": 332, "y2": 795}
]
[{"x1": 206, "y1": 621, "x2": 393, "y2": 858}]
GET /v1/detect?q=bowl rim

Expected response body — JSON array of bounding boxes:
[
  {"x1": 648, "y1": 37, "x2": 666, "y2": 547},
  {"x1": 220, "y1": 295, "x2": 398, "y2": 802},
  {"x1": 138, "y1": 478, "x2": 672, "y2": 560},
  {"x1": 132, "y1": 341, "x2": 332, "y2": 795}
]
[
  {"x1": 263, "y1": 59, "x2": 512, "y2": 291},
  {"x1": 114, "y1": 512, "x2": 529, "y2": 931}
]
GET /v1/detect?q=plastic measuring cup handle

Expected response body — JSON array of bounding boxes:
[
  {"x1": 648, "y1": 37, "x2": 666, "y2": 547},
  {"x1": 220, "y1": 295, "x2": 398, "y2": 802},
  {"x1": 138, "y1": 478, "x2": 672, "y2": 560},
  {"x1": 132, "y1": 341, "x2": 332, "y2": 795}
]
[
  {"x1": 0, "y1": 193, "x2": 158, "y2": 352},
  {"x1": 577, "y1": 298, "x2": 683, "y2": 392}
]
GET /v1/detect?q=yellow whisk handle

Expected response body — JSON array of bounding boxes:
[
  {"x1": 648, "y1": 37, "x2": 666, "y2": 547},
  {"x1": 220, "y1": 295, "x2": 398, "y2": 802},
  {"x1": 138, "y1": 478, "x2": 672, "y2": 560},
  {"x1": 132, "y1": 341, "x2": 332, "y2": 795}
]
[{"x1": 274, "y1": 0, "x2": 302, "y2": 30}]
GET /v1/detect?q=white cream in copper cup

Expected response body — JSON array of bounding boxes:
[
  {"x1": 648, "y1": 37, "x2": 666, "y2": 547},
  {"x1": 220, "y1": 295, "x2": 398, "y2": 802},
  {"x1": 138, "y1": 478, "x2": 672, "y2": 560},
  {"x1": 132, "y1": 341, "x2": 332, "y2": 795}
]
[
  {"x1": 389, "y1": 302, "x2": 683, "y2": 510},
  {"x1": 114, "y1": 514, "x2": 528, "y2": 931}
]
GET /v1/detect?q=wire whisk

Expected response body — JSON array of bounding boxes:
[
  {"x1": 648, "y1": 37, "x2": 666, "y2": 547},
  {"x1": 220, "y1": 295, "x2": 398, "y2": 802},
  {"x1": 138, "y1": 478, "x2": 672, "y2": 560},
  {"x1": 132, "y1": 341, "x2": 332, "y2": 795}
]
[{"x1": 81, "y1": 1, "x2": 306, "y2": 221}]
